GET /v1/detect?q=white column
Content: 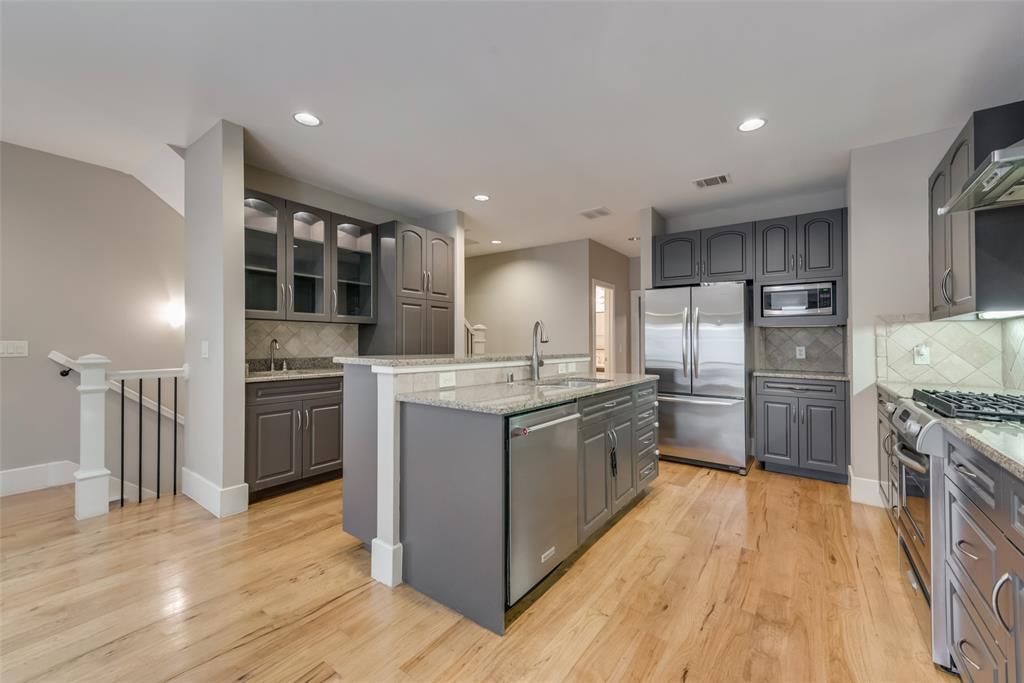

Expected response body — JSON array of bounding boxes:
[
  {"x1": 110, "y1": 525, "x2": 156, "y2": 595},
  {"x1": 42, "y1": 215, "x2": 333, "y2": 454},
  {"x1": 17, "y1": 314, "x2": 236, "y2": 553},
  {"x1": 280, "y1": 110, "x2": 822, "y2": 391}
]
[
  {"x1": 371, "y1": 370, "x2": 403, "y2": 586},
  {"x1": 74, "y1": 354, "x2": 111, "y2": 519}
]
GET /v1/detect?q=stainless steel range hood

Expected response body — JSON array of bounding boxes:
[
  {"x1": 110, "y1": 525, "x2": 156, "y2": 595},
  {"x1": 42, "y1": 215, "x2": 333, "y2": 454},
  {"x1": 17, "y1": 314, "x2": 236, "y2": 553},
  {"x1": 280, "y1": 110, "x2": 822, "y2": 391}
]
[{"x1": 938, "y1": 138, "x2": 1024, "y2": 215}]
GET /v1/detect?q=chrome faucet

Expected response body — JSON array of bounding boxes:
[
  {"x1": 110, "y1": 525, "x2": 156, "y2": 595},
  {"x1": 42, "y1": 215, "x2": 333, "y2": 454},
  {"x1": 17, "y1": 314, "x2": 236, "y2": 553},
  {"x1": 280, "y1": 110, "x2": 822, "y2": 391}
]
[
  {"x1": 270, "y1": 338, "x2": 280, "y2": 373},
  {"x1": 531, "y1": 321, "x2": 549, "y2": 380}
]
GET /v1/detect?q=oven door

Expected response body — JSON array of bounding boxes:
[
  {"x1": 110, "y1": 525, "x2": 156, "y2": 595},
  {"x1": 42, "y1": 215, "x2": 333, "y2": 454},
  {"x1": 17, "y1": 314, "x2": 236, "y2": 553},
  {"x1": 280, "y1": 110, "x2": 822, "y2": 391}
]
[
  {"x1": 896, "y1": 442, "x2": 931, "y2": 582},
  {"x1": 761, "y1": 283, "x2": 833, "y2": 317}
]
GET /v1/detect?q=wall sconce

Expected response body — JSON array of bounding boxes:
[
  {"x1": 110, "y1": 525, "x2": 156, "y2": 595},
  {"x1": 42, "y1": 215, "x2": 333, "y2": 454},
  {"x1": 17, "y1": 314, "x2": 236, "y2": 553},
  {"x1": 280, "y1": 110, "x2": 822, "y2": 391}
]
[{"x1": 162, "y1": 299, "x2": 185, "y2": 329}]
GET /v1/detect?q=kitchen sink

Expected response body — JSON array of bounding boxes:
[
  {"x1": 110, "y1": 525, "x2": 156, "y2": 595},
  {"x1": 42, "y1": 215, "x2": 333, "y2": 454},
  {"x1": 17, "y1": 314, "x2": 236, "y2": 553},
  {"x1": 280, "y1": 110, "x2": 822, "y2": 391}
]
[{"x1": 536, "y1": 377, "x2": 612, "y2": 389}]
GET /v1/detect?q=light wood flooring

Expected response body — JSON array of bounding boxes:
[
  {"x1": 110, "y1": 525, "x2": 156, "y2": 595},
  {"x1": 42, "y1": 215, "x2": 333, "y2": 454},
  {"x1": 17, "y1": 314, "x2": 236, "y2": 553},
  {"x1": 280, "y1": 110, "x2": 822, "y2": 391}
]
[{"x1": 0, "y1": 462, "x2": 953, "y2": 682}]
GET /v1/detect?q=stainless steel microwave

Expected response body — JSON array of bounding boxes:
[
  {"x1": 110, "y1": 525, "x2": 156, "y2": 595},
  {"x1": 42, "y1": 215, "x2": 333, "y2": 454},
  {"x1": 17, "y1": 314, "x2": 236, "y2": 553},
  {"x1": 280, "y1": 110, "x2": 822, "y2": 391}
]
[{"x1": 761, "y1": 282, "x2": 835, "y2": 317}]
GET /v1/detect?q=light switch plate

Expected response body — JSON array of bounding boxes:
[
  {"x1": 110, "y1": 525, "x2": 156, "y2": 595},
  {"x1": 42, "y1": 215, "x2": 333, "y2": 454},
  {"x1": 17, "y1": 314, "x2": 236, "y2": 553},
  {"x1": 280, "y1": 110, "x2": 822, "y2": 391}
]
[
  {"x1": 795, "y1": 346, "x2": 806, "y2": 360},
  {"x1": 558, "y1": 363, "x2": 567, "y2": 374},
  {"x1": 568, "y1": 362, "x2": 578, "y2": 372},
  {"x1": 438, "y1": 371, "x2": 456, "y2": 388},
  {"x1": 0, "y1": 340, "x2": 29, "y2": 357},
  {"x1": 201, "y1": 340, "x2": 209, "y2": 359},
  {"x1": 913, "y1": 344, "x2": 930, "y2": 365}
]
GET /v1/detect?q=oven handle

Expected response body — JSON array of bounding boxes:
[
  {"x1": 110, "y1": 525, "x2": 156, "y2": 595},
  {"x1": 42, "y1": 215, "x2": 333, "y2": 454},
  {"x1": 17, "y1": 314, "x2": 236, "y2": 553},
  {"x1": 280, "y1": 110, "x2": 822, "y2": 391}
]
[{"x1": 894, "y1": 444, "x2": 928, "y2": 474}]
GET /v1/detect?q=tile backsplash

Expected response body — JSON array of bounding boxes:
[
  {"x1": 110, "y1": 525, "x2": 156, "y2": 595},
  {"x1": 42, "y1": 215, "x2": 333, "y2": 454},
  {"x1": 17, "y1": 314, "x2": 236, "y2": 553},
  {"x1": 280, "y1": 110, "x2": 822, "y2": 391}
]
[
  {"x1": 1004, "y1": 317, "x2": 1024, "y2": 390},
  {"x1": 245, "y1": 320, "x2": 358, "y2": 360},
  {"x1": 875, "y1": 316, "x2": 1003, "y2": 387},
  {"x1": 756, "y1": 326, "x2": 846, "y2": 373}
]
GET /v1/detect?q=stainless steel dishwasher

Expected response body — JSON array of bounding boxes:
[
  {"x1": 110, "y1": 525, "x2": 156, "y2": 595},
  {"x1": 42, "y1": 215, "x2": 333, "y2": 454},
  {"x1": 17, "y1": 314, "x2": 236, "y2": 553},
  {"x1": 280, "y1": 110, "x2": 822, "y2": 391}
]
[{"x1": 507, "y1": 402, "x2": 581, "y2": 605}]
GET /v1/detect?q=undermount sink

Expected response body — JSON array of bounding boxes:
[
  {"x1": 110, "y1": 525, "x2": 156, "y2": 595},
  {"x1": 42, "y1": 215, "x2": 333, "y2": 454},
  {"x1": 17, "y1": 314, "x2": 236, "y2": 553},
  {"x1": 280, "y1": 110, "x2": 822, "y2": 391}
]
[{"x1": 536, "y1": 377, "x2": 612, "y2": 389}]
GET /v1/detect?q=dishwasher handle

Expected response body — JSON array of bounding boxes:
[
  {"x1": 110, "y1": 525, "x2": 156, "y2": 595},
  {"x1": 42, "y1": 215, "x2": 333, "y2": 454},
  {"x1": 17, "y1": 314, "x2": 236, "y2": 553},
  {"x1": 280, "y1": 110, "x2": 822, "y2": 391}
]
[{"x1": 511, "y1": 413, "x2": 581, "y2": 438}]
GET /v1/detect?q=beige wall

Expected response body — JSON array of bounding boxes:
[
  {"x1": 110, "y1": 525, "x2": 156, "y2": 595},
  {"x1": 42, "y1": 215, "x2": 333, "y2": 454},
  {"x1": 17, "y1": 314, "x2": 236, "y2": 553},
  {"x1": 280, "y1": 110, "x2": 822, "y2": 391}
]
[
  {"x1": 0, "y1": 142, "x2": 185, "y2": 471},
  {"x1": 1005, "y1": 318, "x2": 1024, "y2": 390},
  {"x1": 588, "y1": 240, "x2": 630, "y2": 374},
  {"x1": 466, "y1": 240, "x2": 590, "y2": 356}
]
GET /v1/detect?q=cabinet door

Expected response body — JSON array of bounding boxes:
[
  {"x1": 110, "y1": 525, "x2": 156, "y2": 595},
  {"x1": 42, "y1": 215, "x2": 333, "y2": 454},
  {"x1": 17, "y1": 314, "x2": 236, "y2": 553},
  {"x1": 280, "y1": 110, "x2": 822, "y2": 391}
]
[
  {"x1": 755, "y1": 216, "x2": 797, "y2": 282},
  {"x1": 755, "y1": 395, "x2": 798, "y2": 466},
  {"x1": 331, "y1": 215, "x2": 377, "y2": 323},
  {"x1": 579, "y1": 423, "x2": 612, "y2": 542},
  {"x1": 797, "y1": 398, "x2": 847, "y2": 475},
  {"x1": 426, "y1": 232, "x2": 454, "y2": 302},
  {"x1": 396, "y1": 224, "x2": 428, "y2": 299},
  {"x1": 929, "y1": 164, "x2": 951, "y2": 320},
  {"x1": 948, "y1": 126, "x2": 977, "y2": 317},
  {"x1": 244, "y1": 191, "x2": 287, "y2": 320},
  {"x1": 653, "y1": 233, "x2": 699, "y2": 287},
  {"x1": 426, "y1": 300, "x2": 454, "y2": 355},
  {"x1": 610, "y1": 415, "x2": 636, "y2": 515},
  {"x1": 245, "y1": 402, "x2": 303, "y2": 492},
  {"x1": 947, "y1": 567, "x2": 1010, "y2": 683},
  {"x1": 796, "y1": 210, "x2": 844, "y2": 279},
  {"x1": 302, "y1": 395, "x2": 343, "y2": 477},
  {"x1": 285, "y1": 202, "x2": 331, "y2": 321},
  {"x1": 701, "y1": 223, "x2": 753, "y2": 281},
  {"x1": 396, "y1": 296, "x2": 428, "y2": 355}
]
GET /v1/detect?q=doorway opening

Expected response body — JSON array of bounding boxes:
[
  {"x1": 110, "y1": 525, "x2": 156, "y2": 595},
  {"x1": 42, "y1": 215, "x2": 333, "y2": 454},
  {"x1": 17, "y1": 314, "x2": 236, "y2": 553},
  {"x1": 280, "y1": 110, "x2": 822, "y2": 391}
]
[{"x1": 593, "y1": 280, "x2": 614, "y2": 375}]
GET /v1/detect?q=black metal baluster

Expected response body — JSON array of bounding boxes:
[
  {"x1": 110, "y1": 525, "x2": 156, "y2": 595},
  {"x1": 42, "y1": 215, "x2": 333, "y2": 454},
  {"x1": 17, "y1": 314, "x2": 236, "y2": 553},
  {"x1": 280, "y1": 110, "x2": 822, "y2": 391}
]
[
  {"x1": 120, "y1": 379, "x2": 125, "y2": 507},
  {"x1": 156, "y1": 378, "x2": 162, "y2": 499},
  {"x1": 173, "y1": 377, "x2": 178, "y2": 495},
  {"x1": 138, "y1": 378, "x2": 143, "y2": 504}
]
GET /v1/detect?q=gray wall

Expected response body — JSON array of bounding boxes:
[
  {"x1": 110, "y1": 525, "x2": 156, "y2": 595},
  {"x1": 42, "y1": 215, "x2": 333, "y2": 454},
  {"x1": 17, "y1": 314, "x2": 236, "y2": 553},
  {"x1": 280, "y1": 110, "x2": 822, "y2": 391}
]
[
  {"x1": 466, "y1": 240, "x2": 590, "y2": 355},
  {"x1": 0, "y1": 142, "x2": 185, "y2": 472},
  {"x1": 588, "y1": 240, "x2": 630, "y2": 373}
]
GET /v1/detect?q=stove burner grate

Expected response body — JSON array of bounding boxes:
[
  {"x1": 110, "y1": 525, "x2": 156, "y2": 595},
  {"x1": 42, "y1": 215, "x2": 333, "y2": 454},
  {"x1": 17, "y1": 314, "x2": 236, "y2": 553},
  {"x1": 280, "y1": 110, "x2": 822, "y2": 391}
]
[{"x1": 912, "y1": 389, "x2": 1024, "y2": 423}]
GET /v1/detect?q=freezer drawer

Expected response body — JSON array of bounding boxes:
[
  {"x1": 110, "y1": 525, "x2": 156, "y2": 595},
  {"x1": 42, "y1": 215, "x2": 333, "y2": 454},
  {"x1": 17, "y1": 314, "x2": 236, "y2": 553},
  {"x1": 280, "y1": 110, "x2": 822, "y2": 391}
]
[
  {"x1": 657, "y1": 394, "x2": 747, "y2": 470},
  {"x1": 507, "y1": 403, "x2": 581, "y2": 605}
]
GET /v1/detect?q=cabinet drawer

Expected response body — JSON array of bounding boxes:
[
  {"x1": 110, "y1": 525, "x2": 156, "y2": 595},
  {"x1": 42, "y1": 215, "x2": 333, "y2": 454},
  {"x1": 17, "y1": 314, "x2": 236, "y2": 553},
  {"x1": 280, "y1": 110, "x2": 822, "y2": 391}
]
[
  {"x1": 755, "y1": 377, "x2": 846, "y2": 399},
  {"x1": 1001, "y1": 474, "x2": 1024, "y2": 554},
  {"x1": 946, "y1": 478, "x2": 1011, "y2": 633},
  {"x1": 637, "y1": 446, "x2": 658, "y2": 488},
  {"x1": 946, "y1": 562, "x2": 1010, "y2": 683},
  {"x1": 634, "y1": 383, "x2": 656, "y2": 405},
  {"x1": 580, "y1": 389, "x2": 634, "y2": 423},
  {"x1": 635, "y1": 426, "x2": 657, "y2": 451},
  {"x1": 635, "y1": 404, "x2": 657, "y2": 430},
  {"x1": 944, "y1": 432, "x2": 1001, "y2": 522},
  {"x1": 246, "y1": 377, "x2": 343, "y2": 405}
]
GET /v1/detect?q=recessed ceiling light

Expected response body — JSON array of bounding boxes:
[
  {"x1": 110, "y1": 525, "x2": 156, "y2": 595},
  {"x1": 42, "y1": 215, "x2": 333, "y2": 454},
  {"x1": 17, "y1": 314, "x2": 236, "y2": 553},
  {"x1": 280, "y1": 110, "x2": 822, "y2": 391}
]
[
  {"x1": 474, "y1": 194, "x2": 490, "y2": 202},
  {"x1": 490, "y1": 240, "x2": 502, "y2": 245},
  {"x1": 738, "y1": 117, "x2": 766, "y2": 132},
  {"x1": 293, "y1": 112, "x2": 322, "y2": 127},
  {"x1": 627, "y1": 236, "x2": 641, "y2": 242},
  {"x1": 978, "y1": 310, "x2": 1024, "y2": 320}
]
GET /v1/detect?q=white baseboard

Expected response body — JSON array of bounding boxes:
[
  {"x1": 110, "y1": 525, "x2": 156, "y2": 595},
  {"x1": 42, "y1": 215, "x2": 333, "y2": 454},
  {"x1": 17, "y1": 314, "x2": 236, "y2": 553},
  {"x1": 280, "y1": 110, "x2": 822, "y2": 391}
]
[
  {"x1": 107, "y1": 477, "x2": 157, "y2": 503},
  {"x1": 371, "y1": 538, "x2": 404, "y2": 587},
  {"x1": 848, "y1": 466, "x2": 885, "y2": 508},
  {"x1": 181, "y1": 467, "x2": 248, "y2": 518},
  {"x1": 0, "y1": 460, "x2": 77, "y2": 496}
]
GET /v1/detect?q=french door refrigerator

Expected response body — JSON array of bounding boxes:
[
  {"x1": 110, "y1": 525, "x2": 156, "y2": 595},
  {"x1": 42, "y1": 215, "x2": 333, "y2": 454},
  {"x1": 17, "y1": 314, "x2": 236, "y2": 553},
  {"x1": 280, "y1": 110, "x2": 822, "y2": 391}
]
[{"x1": 644, "y1": 282, "x2": 751, "y2": 473}]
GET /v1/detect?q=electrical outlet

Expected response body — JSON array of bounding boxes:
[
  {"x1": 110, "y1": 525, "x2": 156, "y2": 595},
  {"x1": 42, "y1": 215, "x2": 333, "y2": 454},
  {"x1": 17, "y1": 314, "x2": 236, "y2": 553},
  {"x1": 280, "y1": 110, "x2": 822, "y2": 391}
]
[
  {"x1": 201, "y1": 340, "x2": 209, "y2": 359},
  {"x1": 913, "y1": 344, "x2": 931, "y2": 365},
  {"x1": 558, "y1": 363, "x2": 567, "y2": 374},
  {"x1": 438, "y1": 371, "x2": 456, "y2": 388},
  {"x1": 0, "y1": 340, "x2": 29, "y2": 357},
  {"x1": 568, "y1": 362, "x2": 578, "y2": 372},
  {"x1": 440, "y1": 390, "x2": 455, "y2": 400},
  {"x1": 795, "y1": 346, "x2": 806, "y2": 360}
]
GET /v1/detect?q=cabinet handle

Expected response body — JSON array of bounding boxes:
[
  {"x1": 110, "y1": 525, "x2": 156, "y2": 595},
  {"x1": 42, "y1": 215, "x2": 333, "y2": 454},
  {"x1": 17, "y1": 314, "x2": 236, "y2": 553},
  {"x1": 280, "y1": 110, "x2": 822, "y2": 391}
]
[
  {"x1": 992, "y1": 572, "x2": 1013, "y2": 631},
  {"x1": 798, "y1": 254, "x2": 804, "y2": 270},
  {"x1": 954, "y1": 462, "x2": 978, "y2": 479},
  {"x1": 957, "y1": 639, "x2": 982, "y2": 672},
  {"x1": 954, "y1": 539, "x2": 980, "y2": 561},
  {"x1": 792, "y1": 410, "x2": 797, "y2": 423},
  {"x1": 604, "y1": 401, "x2": 617, "y2": 408},
  {"x1": 280, "y1": 283, "x2": 286, "y2": 308},
  {"x1": 287, "y1": 285, "x2": 294, "y2": 311},
  {"x1": 800, "y1": 408, "x2": 805, "y2": 424},
  {"x1": 422, "y1": 271, "x2": 427, "y2": 292},
  {"x1": 294, "y1": 409, "x2": 300, "y2": 437},
  {"x1": 640, "y1": 434, "x2": 654, "y2": 445},
  {"x1": 332, "y1": 289, "x2": 338, "y2": 314},
  {"x1": 427, "y1": 271, "x2": 432, "y2": 292},
  {"x1": 790, "y1": 254, "x2": 795, "y2": 272},
  {"x1": 940, "y1": 268, "x2": 952, "y2": 305},
  {"x1": 304, "y1": 409, "x2": 310, "y2": 431}
]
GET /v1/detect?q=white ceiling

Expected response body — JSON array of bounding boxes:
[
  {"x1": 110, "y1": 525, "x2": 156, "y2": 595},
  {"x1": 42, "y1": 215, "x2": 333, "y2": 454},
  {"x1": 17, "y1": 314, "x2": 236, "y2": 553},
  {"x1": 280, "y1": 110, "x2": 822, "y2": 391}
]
[{"x1": 3, "y1": 1, "x2": 1023, "y2": 257}]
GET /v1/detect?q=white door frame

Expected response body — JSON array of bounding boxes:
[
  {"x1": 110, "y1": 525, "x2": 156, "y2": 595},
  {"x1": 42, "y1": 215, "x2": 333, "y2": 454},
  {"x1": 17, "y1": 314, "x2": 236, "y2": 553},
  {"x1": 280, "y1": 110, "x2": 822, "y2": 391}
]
[{"x1": 592, "y1": 279, "x2": 615, "y2": 375}]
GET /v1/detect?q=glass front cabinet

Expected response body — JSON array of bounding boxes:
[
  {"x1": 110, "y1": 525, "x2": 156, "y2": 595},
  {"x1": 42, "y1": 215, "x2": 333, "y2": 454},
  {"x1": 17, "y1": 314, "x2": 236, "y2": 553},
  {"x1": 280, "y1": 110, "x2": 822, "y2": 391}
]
[{"x1": 244, "y1": 189, "x2": 377, "y2": 324}]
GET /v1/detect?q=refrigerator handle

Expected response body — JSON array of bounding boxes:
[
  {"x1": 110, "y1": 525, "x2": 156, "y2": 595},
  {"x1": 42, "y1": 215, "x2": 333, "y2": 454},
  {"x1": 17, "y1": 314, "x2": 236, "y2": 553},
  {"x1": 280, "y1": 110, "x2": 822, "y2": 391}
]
[
  {"x1": 682, "y1": 306, "x2": 689, "y2": 377},
  {"x1": 693, "y1": 306, "x2": 700, "y2": 378}
]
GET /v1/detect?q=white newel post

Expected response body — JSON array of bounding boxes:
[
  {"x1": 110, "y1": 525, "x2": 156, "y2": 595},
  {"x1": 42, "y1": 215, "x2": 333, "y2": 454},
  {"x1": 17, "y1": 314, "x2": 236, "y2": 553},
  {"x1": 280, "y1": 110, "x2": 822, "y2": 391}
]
[{"x1": 74, "y1": 354, "x2": 112, "y2": 519}]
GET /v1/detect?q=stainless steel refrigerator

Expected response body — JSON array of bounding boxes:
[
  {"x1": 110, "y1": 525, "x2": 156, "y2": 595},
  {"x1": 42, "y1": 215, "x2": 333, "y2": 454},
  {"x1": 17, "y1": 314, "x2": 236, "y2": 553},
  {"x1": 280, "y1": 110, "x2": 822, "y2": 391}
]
[{"x1": 644, "y1": 282, "x2": 751, "y2": 473}]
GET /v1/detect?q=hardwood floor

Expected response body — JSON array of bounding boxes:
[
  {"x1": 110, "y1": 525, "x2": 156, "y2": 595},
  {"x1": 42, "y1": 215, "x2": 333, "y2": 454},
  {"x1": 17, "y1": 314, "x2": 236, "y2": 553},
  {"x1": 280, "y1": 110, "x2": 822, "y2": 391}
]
[{"x1": 0, "y1": 462, "x2": 952, "y2": 682}]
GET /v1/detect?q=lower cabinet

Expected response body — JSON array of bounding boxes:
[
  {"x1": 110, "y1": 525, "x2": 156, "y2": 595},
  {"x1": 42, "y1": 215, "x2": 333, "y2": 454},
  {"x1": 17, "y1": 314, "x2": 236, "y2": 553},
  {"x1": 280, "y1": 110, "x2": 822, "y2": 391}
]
[
  {"x1": 609, "y1": 413, "x2": 636, "y2": 515},
  {"x1": 579, "y1": 422, "x2": 613, "y2": 540},
  {"x1": 394, "y1": 296, "x2": 454, "y2": 355},
  {"x1": 245, "y1": 377, "x2": 343, "y2": 494},
  {"x1": 753, "y1": 377, "x2": 848, "y2": 481}
]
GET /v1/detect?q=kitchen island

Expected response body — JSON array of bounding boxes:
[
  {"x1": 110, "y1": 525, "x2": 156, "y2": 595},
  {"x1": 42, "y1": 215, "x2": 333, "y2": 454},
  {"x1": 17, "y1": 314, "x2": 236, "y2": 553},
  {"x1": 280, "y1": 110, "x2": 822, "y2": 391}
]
[{"x1": 336, "y1": 353, "x2": 657, "y2": 633}]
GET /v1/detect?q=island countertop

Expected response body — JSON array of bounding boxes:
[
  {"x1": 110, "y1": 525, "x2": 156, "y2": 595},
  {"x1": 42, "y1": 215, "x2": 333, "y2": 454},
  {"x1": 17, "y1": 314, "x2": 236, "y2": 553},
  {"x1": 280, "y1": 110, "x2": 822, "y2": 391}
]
[
  {"x1": 333, "y1": 352, "x2": 589, "y2": 368},
  {"x1": 396, "y1": 373, "x2": 657, "y2": 415}
]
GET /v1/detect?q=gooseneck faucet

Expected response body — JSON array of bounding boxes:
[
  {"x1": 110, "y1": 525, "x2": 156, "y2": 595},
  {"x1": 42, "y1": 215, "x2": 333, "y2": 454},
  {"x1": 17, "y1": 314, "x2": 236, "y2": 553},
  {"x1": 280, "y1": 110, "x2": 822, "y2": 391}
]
[
  {"x1": 270, "y1": 338, "x2": 280, "y2": 373},
  {"x1": 531, "y1": 321, "x2": 549, "y2": 380}
]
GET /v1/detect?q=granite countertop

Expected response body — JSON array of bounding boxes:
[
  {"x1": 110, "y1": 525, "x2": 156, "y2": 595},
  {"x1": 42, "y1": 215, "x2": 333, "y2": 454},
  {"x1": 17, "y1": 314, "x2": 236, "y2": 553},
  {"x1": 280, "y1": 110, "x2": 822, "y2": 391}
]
[
  {"x1": 753, "y1": 370, "x2": 850, "y2": 382},
  {"x1": 333, "y1": 352, "x2": 589, "y2": 368},
  {"x1": 245, "y1": 368, "x2": 345, "y2": 383},
  {"x1": 397, "y1": 373, "x2": 657, "y2": 415}
]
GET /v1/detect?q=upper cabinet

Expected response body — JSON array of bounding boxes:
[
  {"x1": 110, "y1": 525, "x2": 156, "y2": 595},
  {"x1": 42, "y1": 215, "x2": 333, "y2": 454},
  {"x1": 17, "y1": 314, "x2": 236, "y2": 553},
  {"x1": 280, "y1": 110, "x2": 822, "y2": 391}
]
[
  {"x1": 244, "y1": 189, "x2": 378, "y2": 324},
  {"x1": 795, "y1": 209, "x2": 844, "y2": 280},
  {"x1": 652, "y1": 223, "x2": 751, "y2": 287},
  {"x1": 653, "y1": 233, "x2": 699, "y2": 287},
  {"x1": 754, "y1": 216, "x2": 797, "y2": 283}
]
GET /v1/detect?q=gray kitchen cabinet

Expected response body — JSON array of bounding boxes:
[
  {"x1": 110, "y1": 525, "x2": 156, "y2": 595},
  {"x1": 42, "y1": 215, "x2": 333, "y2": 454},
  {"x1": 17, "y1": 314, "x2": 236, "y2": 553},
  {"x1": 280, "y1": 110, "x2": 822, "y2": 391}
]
[
  {"x1": 754, "y1": 378, "x2": 848, "y2": 482},
  {"x1": 244, "y1": 190, "x2": 288, "y2": 320},
  {"x1": 929, "y1": 162, "x2": 952, "y2": 319},
  {"x1": 946, "y1": 564, "x2": 1011, "y2": 683},
  {"x1": 396, "y1": 297, "x2": 428, "y2": 355},
  {"x1": 396, "y1": 223, "x2": 428, "y2": 298},
  {"x1": 653, "y1": 233, "x2": 700, "y2": 287},
  {"x1": 796, "y1": 209, "x2": 844, "y2": 280},
  {"x1": 609, "y1": 413, "x2": 636, "y2": 514},
  {"x1": 755, "y1": 216, "x2": 797, "y2": 283},
  {"x1": 245, "y1": 377, "x2": 343, "y2": 495},
  {"x1": 427, "y1": 300, "x2": 455, "y2": 355},
  {"x1": 579, "y1": 421, "x2": 613, "y2": 541},
  {"x1": 427, "y1": 233, "x2": 454, "y2": 302},
  {"x1": 331, "y1": 215, "x2": 377, "y2": 323},
  {"x1": 701, "y1": 222, "x2": 754, "y2": 281},
  {"x1": 286, "y1": 201, "x2": 332, "y2": 322},
  {"x1": 930, "y1": 127, "x2": 977, "y2": 320}
]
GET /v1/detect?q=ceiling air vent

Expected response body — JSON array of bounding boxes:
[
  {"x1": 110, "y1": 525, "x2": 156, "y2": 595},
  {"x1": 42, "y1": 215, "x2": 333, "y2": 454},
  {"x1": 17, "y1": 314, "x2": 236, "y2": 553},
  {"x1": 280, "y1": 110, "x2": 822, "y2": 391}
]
[
  {"x1": 692, "y1": 174, "x2": 731, "y2": 189},
  {"x1": 578, "y1": 206, "x2": 612, "y2": 220}
]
